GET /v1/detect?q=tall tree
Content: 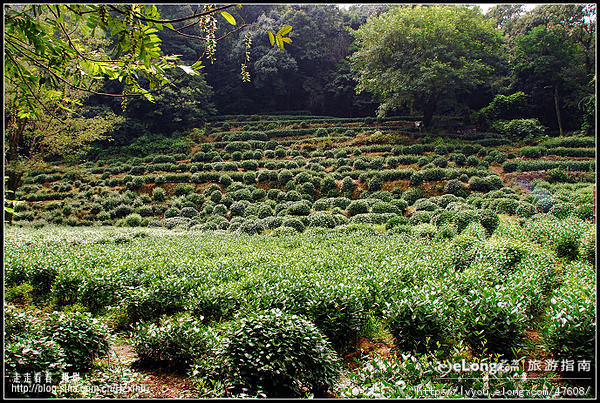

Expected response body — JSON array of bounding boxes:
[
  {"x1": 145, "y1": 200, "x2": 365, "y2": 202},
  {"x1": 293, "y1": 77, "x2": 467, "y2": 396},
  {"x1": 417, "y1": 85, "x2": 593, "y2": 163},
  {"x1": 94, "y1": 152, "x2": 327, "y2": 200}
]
[
  {"x1": 512, "y1": 25, "x2": 579, "y2": 136},
  {"x1": 350, "y1": 5, "x2": 506, "y2": 127}
]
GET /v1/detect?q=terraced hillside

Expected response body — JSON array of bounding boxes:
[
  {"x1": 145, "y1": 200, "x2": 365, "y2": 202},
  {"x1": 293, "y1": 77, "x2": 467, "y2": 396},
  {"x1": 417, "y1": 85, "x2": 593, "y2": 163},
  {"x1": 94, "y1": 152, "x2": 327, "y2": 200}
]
[
  {"x1": 11, "y1": 114, "x2": 596, "y2": 230},
  {"x1": 6, "y1": 114, "x2": 596, "y2": 399}
]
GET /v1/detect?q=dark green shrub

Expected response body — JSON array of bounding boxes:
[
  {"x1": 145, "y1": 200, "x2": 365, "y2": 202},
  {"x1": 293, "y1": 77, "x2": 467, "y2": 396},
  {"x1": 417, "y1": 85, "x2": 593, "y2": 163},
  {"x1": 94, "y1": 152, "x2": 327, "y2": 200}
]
[
  {"x1": 385, "y1": 288, "x2": 449, "y2": 353},
  {"x1": 308, "y1": 212, "x2": 337, "y2": 228},
  {"x1": 494, "y1": 198, "x2": 520, "y2": 215},
  {"x1": 41, "y1": 311, "x2": 110, "y2": 371},
  {"x1": 371, "y1": 202, "x2": 400, "y2": 215},
  {"x1": 181, "y1": 207, "x2": 199, "y2": 218},
  {"x1": 518, "y1": 146, "x2": 543, "y2": 158},
  {"x1": 433, "y1": 156, "x2": 448, "y2": 168},
  {"x1": 549, "y1": 202, "x2": 574, "y2": 219},
  {"x1": 516, "y1": 202, "x2": 537, "y2": 218},
  {"x1": 574, "y1": 204, "x2": 593, "y2": 221},
  {"x1": 409, "y1": 211, "x2": 432, "y2": 225},
  {"x1": 450, "y1": 153, "x2": 466, "y2": 166},
  {"x1": 174, "y1": 183, "x2": 194, "y2": 197},
  {"x1": 385, "y1": 215, "x2": 409, "y2": 229},
  {"x1": 547, "y1": 168, "x2": 569, "y2": 183},
  {"x1": 413, "y1": 199, "x2": 438, "y2": 212},
  {"x1": 366, "y1": 174, "x2": 382, "y2": 191},
  {"x1": 133, "y1": 314, "x2": 208, "y2": 368},
  {"x1": 444, "y1": 179, "x2": 468, "y2": 198},
  {"x1": 320, "y1": 175, "x2": 338, "y2": 196},
  {"x1": 402, "y1": 187, "x2": 424, "y2": 205},
  {"x1": 347, "y1": 200, "x2": 369, "y2": 216},
  {"x1": 476, "y1": 209, "x2": 500, "y2": 236},
  {"x1": 221, "y1": 309, "x2": 341, "y2": 397},
  {"x1": 282, "y1": 217, "x2": 305, "y2": 232},
  {"x1": 287, "y1": 201, "x2": 311, "y2": 216},
  {"x1": 459, "y1": 288, "x2": 528, "y2": 357},
  {"x1": 124, "y1": 213, "x2": 143, "y2": 227},
  {"x1": 466, "y1": 155, "x2": 480, "y2": 167}
]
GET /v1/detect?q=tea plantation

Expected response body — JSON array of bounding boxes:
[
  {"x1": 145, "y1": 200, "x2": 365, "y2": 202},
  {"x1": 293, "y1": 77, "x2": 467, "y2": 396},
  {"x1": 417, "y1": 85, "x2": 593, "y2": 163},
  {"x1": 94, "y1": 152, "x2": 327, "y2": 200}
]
[{"x1": 5, "y1": 114, "x2": 596, "y2": 398}]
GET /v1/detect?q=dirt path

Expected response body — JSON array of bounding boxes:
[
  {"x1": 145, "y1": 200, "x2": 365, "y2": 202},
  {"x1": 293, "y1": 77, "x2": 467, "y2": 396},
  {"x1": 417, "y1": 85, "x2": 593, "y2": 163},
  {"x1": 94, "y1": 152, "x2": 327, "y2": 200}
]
[{"x1": 110, "y1": 341, "x2": 201, "y2": 399}]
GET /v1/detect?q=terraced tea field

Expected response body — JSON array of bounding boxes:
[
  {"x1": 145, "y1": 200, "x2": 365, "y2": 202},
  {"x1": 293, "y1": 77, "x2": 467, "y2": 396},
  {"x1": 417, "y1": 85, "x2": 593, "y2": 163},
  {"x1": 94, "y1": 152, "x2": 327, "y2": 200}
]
[{"x1": 5, "y1": 114, "x2": 596, "y2": 398}]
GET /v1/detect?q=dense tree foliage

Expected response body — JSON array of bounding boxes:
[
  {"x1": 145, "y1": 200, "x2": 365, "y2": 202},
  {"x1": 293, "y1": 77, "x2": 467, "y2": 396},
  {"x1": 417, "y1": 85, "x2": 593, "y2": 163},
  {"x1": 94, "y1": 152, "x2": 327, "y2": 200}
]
[{"x1": 350, "y1": 5, "x2": 506, "y2": 127}]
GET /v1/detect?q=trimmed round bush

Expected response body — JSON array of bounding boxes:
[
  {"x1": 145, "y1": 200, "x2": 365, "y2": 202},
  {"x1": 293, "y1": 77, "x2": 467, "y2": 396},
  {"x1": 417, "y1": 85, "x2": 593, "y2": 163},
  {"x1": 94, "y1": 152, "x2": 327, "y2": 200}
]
[
  {"x1": 402, "y1": 187, "x2": 424, "y2": 205},
  {"x1": 346, "y1": 200, "x2": 369, "y2": 216},
  {"x1": 371, "y1": 202, "x2": 400, "y2": 215},
  {"x1": 476, "y1": 209, "x2": 500, "y2": 236},
  {"x1": 385, "y1": 288, "x2": 449, "y2": 353},
  {"x1": 124, "y1": 213, "x2": 143, "y2": 227},
  {"x1": 181, "y1": 207, "x2": 199, "y2": 218},
  {"x1": 516, "y1": 202, "x2": 537, "y2": 218},
  {"x1": 444, "y1": 179, "x2": 468, "y2": 198},
  {"x1": 386, "y1": 215, "x2": 409, "y2": 230},
  {"x1": 174, "y1": 183, "x2": 194, "y2": 197},
  {"x1": 413, "y1": 199, "x2": 439, "y2": 212},
  {"x1": 409, "y1": 211, "x2": 432, "y2": 225},
  {"x1": 282, "y1": 217, "x2": 305, "y2": 233},
  {"x1": 41, "y1": 311, "x2": 110, "y2": 371},
  {"x1": 287, "y1": 201, "x2": 311, "y2": 216},
  {"x1": 308, "y1": 212, "x2": 337, "y2": 228},
  {"x1": 549, "y1": 202, "x2": 574, "y2": 219},
  {"x1": 222, "y1": 309, "x2": 341, "y2": 397},
  {"x1": 133, "y1": 314, "x2": 208, "y2": 368}
]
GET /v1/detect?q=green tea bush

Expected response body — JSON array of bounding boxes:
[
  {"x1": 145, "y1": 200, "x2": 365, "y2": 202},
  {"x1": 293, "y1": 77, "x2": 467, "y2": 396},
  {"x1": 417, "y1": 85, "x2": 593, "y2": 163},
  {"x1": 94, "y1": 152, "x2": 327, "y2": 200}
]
[
  {"x1": 308, "y1": 212, "x2": 337, "y2": 228},
  {"x1": 402, "y1": 188, "x2": 424, "y2": 206},
  {"x1": 42, "y1": 311, "x2": 110, "y2": 371},
  {"x1": 287, "y1": 201, "x2": 311, "y2": 216},
  {"x1": 493, "y1": 198, "x2": 520, "y2": 215},
  {"x1": 409, "y1": 211, "x2": 432, "y2": 225},
  {"x1": 133, "y1": 314, "x2": 209, "y2": 367},
  {"x1": 173, "y1": 184, "x2": 194, "y2": 197},
  {"x1": 518, "y1": 146, "x2": 544, "y2": 158},
  {"x1": 547, "y1": 168, "x2": 570, "y2": 183},
  {"x1": 515, "y1": 202, "x2": 537, "y2": 218},
  {"x1": 123, "y1": 213, "x2": 143, "y2": 227},
  {"x1": 385, "y1": 286, "x2": 450, "y2": 353},
  {"x1": 468, "y1": 175, "x2": 503, "y2": 192},
  {"x1": 5, "y1": 336, "x2": 67, "y2": 393},
  {"x1": 411, "y1": 223, "x2": 438, "y2": 239},
  {"x1": 549, "y1": 202, "x2": 574, "y2": 219},
  {"x1": 444, "y1": 179, "x2": 468, "y2": 198},
  {"x1": 459, "y1": 287, "x2": 528, "y2": 356},
  {"x1": 574, "y1": 204, "x2": 593, "y2": 221},
  {"x1": 385, "y1": 216, "x2": 409, "y2": 230},
  {"x1": 347, "y1": 200, "x2": 369, "y2": 216},
  {"x1": 282, "y1": 217, "x2": 305, "y2": 233},
  {"x1": 413, "y1": 199, "x2": 439, "y2": 212},
  {"x1": 220, "y1": 309, "x2": 341, "y2": 397},
  {"x1": 371, "y1": 202, "x2": 400, "y2": 215},
  {"x1": 543, "y1": 262, "x2": 595, "y2": 361}
]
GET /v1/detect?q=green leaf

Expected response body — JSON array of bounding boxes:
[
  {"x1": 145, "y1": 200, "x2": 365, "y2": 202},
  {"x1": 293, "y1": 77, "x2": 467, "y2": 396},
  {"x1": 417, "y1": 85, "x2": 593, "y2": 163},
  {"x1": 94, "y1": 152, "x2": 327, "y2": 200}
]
[
  {"x1": 177, "y1": 65, "x2": 199, "y2": 76},
  {"x1": 221, "y1": 11, "x2": 236, "y2": 26},
  {"x1": 277, "y1": 25, "x2": 293, "y2": 36},
  {"x1": 268, "y1": 31, "x2": 275, "y2": 46}
]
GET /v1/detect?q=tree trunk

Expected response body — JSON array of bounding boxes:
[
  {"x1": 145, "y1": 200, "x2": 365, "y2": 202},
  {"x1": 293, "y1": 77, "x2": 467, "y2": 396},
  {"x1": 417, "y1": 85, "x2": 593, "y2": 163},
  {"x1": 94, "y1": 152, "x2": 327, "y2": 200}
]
[
  {"x1": 422, "y1": 100, "x2": 436, "y2": 128},
  {"x1": 8, "y1": 117, "x2": 27, "y2": 163},
  {"x1": 5, "y1": 117, "x2": 27, "y2": 225},
  {"x1": 554, "y1": 85, "x2": 563, "y2": 137}
]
